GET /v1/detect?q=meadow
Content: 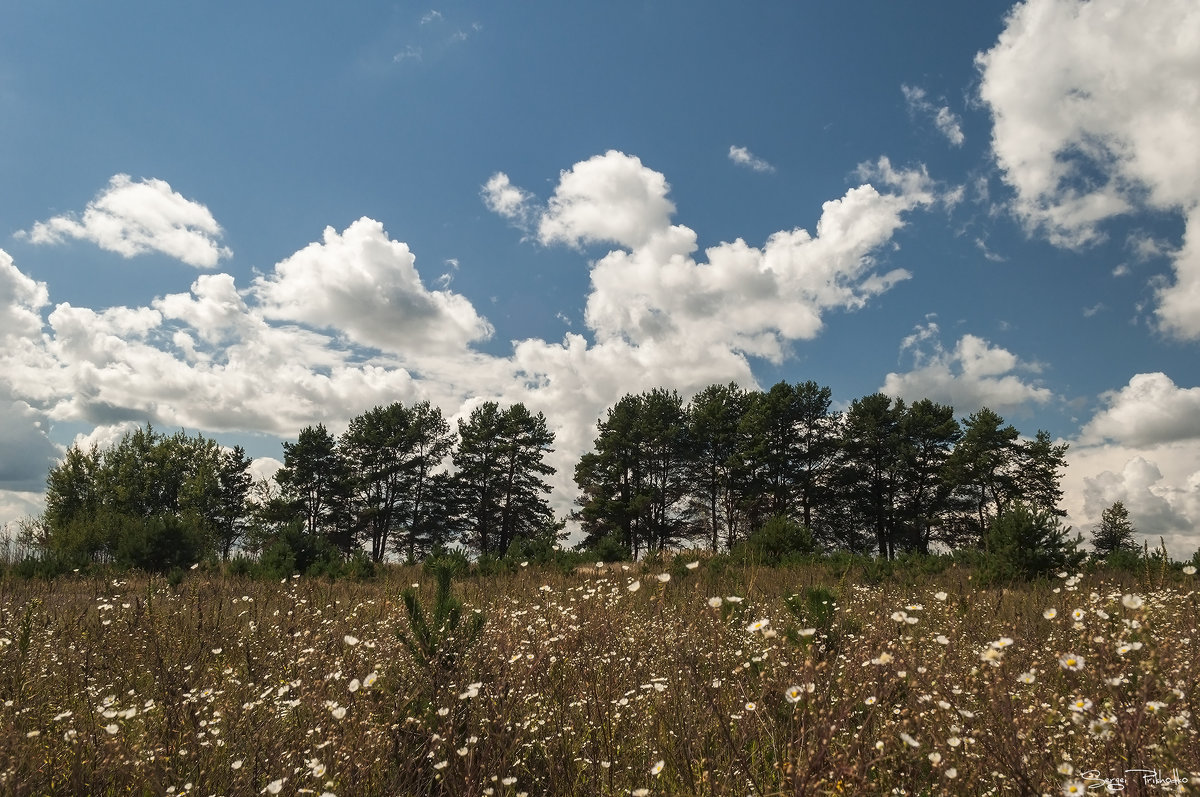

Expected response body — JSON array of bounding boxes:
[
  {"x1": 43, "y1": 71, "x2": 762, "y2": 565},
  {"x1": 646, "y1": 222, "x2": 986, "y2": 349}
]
[{"x1": 0, "y1": 560, "x2": 1197, "y2": 796}]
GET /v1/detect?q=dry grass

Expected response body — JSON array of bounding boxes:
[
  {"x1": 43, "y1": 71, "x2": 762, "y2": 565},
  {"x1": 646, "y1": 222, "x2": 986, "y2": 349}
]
[{"x1": 0, "y1": 562, "x2": 1197, "y2": 796}]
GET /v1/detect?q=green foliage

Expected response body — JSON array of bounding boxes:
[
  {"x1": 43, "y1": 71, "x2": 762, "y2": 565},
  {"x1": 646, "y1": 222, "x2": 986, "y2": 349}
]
[
  {"x1": 275, "y1": 424, "x2": 354, "y2": 554},
  {"x1": 115, "y1": 515, "x2": 206, "y2": 574},
  {"x1": 341, "y1": 401, "x2": 457, "y2": 563},
  {"x1": 454, "y1": 401, "x2": 557, "y2": 557},
  {"x1": 1091, "y1": 500, "x2": 1139, "y2": 559},
  {"x1": 11, "y1": 550, "x2": 85, "y2": 580},
  {"x1": 1101, "y1": 546, "x2": 1144, "y2": 574},
  {"x1": 397, "y1": 563, "x2": 485, "y2": 679},
  {"x1": 980, "y1": 502, "x2": 1084, "y2": 584},
  {"x1": 422, "y1": 546, "x2": 470, "y2": 579},
  {"x1": 42, "y1": 425, "x2": 255, "y2": 568},
  {"x1": 892, "y1": 550, "x2": 951, "y2": 576},
  {"x1": 472, "y1": 553, "x2": 513, "y2": 577},
  {"x1": 257, "y1": 523, "x2": 342, "y2": 580},
  {"x1": 225, "y1": 554, "x2": 255, "y2": 578},
  {"x1": 785, "y1": 585, "x2": 838, "y2": 633},
  {"x1": 573, "y1": 389, "x2": 690, "y2": 559},
  {"x1": 342, "y1": 549, "x2": 378, "y2": 581},
  {"x1": 685, "y1": 382, "x2": 749, "y2": 552},
  {"x1": 503, "y1": 531, "x2": 560, "y2": 566},
  {"x1": 577, "y1": 533, "x2": 630, "y2": 563},
  {"x1": 734, "y1": 515, "x2": 817, "y2": 566}
]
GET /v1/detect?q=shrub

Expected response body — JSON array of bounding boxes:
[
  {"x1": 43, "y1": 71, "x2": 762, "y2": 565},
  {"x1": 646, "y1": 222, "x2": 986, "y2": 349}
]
[
  {"x1": 980, "y1": 503, "x2": 1083, "y2": 584},
  {"x1": 734, "y1": 515, "x2": 817, "y2": 566},
  {"x1": 473, "y1": 553, "x2": 512, "y2": 577},
  {"x1": 423, "y1": 546, "x2": 470, "y2": 579},
  {"x1": 224, "y1": 555, "x2": 254, "y2": 578},
  {"x1": 115, "y1": 515, "x2": 207, "y2": 574},
  {"x1": 11, "y1": 550, "x2": 84, "y2": 580},
  {"x1": 341, "y1": 549, "x2": 378, "y2": 581},
  {"x1": 257, "y1": 523, "x2": 341, "y2": 580},
  {"x1": 579, "y1": 533, "x2": 631, "y2": 564},
  {"x1": 1100, "y1": 547, "x2": 1144, "y2": 574}
]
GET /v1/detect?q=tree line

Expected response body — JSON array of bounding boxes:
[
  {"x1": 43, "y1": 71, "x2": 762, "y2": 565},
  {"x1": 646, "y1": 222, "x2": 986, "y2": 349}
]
[
  {"x1": 36, "y1": 400, "x2": 558, "y2": 569},
  {"x1": 31, "y1": 379, "x2": 1080, "y2": 569},
  {"x1": 574, "y1": 382, "x2": 1069, "y2": 560}
]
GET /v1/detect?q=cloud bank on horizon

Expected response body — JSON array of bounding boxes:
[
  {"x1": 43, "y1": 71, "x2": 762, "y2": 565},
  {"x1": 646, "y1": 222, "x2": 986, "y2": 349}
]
[{"x1": 2, "y1": 0, "x2": 1199, "y2": 556}]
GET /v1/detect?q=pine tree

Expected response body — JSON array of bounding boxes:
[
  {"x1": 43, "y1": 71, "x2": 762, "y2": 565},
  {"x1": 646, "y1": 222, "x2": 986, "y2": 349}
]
[
  {"x1": 453, "y1": 402, "x2": 555, "y2": 557},
  {"x1": 1091, "y1": 500, "x2": 1138, "y2": 558}
]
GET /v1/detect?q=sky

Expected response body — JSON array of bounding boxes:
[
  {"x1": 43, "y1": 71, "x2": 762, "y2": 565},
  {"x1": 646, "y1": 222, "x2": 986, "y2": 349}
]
[{"x1": 2, "y1": 1, "x2": 1199, "y2": 557}]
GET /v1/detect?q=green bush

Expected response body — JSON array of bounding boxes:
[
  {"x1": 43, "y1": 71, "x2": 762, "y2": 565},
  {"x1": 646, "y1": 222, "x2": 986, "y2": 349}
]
[
  {"x1": 734, "y1": 515, "x2": 817, "y2": 566},
  {"x1": 893, "y1": 551, "x2": 950, "y2": 577},
  {"x1": 11, "y1": 550, "x2": 85, "y2": 580},
  {"x1": 473, "y1": 553, "x2": 512, "y2": 577},
  {"x1": 258, "y1": 524, "x2": 341, "y2": 580},
  {"x1": 115, "y1": 515, "x2": 207, "y2": 574},
  {"x1": 341, "y1": 549, "x2": 377, "y2": 581},
  {"x1": 504, "y1": 531, "x2": 562, "y2": 566},
  {"x1": 423, "y1": 546, "x2": 470, "y2": 579},
  {"x1": 225, "y1": 554, "x2": 255, "y2": 578},
  {"x1": 980, "y1": 503, "x2": 1083, "y2": 584},
  {"x1": 1100, "y1": 547, "x2": 1144, "y2": 574},
  {"x1": 578, "y1": 533, "x2": 630, "y2": 564},
  {"x1": 785, "y1": 585, "x2": 838, "y2": 633}
]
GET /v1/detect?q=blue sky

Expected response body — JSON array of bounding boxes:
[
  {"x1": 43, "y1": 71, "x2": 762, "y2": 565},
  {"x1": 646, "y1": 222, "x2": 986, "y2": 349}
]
[{"x1": 2, "y1": 1, "x2": 1199, "y2": 555}]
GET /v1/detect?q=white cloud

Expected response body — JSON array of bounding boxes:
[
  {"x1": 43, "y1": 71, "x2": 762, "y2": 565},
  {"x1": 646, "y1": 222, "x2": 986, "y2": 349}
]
[
  {"x1": 882, "y1": 323, "x2": 1054, "y2": 415},
  {"x1": 1062, "y1": 371, "x2": 1200, "y2": 558},
  {"x1": 0, "y1": 249, "x2": 48, "y2": 339},
  {"x1": 481, "y1": 172, "x2": 536, "y2": 226},
  {"x1": 974, "y1": 238, "x2": 1006, "y2": 262},
  {"x1": 537, "y1": 151, "x2": 677, "y2": 250},
  {"x1": 1063, "y1": 440, "x2": 1200, "y2": 559},
  {"x1": 252, "y1": 217, "x2": 492, "y2": 356},
  {"x1": 249, "y1": 456, "x2": 282, "y2": 485},
  {"x1": 393, "y1": 45, "x2": 422, "y2": 63},
  {"x1": 518, "y1": 153, "x2": 937, "y2": 363},
  {"x1": 20, "y1": 175, "x2": 232, "y2": 268},
  {"x1": 728, "y1": 145, "x2": 776, "y2": 173},
  {"x1": 1, "y1": 151, "x2": 940, "y2": 538},
  {"x1": 155, "y1": 273, "x2": 254, "y2": 346},
  {"x1": 977, "y1": 0, "x2": 1200, "y2": 337},
  {"x1": 901, "y1": 84, "x2": 965, "y2": 147},
  {"x1": 0, "y1": 490, "x2": 44, "y2": 541},
  {"x1": 933, "y1": 107, "x2": 965, "y2": 148},
  {"x1": 1079, "y1": 372, "x2": 1200, "y2": 448}
]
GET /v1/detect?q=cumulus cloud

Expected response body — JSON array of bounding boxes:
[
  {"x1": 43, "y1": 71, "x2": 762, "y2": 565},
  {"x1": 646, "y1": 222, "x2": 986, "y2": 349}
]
[
  {"x1": 491, "y1": 152, "x2": 937, "y2": 365},
  {"x1": 728, "y1": 145, "x2": 776, "y2": 173},
  {"x1": 0, "y1": 400, "x2": 60, "y2": 492},
  {"x1": 1079, "y1": 372, "x2": 1200, "y2": 447},
  {"x1": 1062, "y1": 440, "x2": 1200, "y2": 559},
  {"x1": 901, "y1": 84, "x2": 965, "y2": 147},
  {"x1": 252, "y1": 218, "x2": 493, "y2": 355},
  {"x1": 977, "y1": 0, "x2": 1200, "y2": 337},
  {"x1": 0, "y1": 255, "x2": 426, "y2": 439},
  {"x1": 481, "y1": 172, "x2": 536, "y2": 227},
  {"x1": 20, "y1": 175, "x2": 232, "y2": 268},
  {"x1": 0, "y1": 151, "x2": 939, "y2": 537},
  {"x1": 881, "y1": 322, "x2": 1054, "y2": 415},
  {"x1": 0, "y1": 249, "x2": 49, "y2": 339},
  {"x1": 537, "y1": 151, "x2": 677, "y2": 250},
  {"x1": 1062, "y1": 371, "x2": 1200, "y2": 558}
]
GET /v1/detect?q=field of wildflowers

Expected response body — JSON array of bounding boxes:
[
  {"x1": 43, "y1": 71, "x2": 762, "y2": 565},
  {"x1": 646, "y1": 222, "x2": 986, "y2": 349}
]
[{"x1": 0, "y1": 561, "x2": 1197, "y2": 796}]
